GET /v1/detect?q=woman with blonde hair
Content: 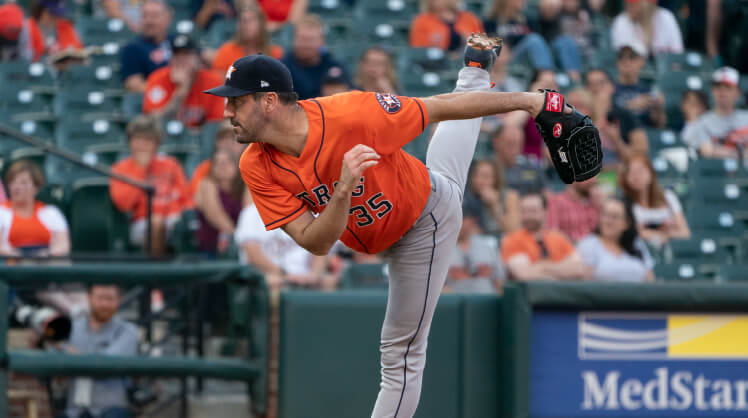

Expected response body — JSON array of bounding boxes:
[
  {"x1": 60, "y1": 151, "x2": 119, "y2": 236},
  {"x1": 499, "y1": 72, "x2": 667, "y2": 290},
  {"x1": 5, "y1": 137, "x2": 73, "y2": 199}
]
[
  {"x1": 611, "y1": 0, "x2": 683, "y2": 56},
  {"x1": 354, "y1": 47, "x2": 399, "y2": 94},
  {"x1": 409, "y1": 0, "x2": 484, "y2": 52},
  {"x1": 212, "y1": 6, "x2": 283, "y2": 72}
]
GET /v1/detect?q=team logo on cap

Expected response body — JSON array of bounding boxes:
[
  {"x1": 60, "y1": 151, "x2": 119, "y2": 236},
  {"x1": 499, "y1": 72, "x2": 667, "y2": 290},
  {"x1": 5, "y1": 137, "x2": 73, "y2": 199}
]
[
  {"x1": 226, "y1": 66, "x2": 236, "y2": 80},
  {"x1": 375, "y1": 93, "x2": 401, "y2": 114}
]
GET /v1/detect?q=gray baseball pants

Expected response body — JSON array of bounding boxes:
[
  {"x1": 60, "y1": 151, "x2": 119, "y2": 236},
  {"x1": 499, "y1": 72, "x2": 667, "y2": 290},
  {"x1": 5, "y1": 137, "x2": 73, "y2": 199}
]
[{"x1": 371, "y1": 67, "x2": 491, "y2": 418}]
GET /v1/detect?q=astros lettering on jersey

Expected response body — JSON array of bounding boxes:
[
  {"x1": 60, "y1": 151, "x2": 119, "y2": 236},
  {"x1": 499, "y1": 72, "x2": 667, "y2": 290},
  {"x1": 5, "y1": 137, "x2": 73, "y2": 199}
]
[{"x1": 239, "y1": 91, "x2": 430, "y2": 254}]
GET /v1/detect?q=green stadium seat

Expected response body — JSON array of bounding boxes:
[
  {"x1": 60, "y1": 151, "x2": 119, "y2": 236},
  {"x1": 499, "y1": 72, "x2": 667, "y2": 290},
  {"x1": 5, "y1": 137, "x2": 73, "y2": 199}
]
[
  {"x1": 655, "y1": 52, "x2": 713, "y2": 76},
  {"x1": 644, "y1": 128, "x2": 683, "y2": 153},
  {"x1": 59, "y1": 63, "x2": 122, "y2": 91},
  {"x1": 354, "y1": 0, "x2": 418, "y2": 20},
  {"x1": 68, "y1": 177, "x2": 130, "y2": 252},
  {"x1": 654, "y1": 261, "x2": 712, "y2": 282},
  {"x1": 77, "y1": 17, "x2": 135, "y2": 45},
  {"x1": 716, "y1": 264, "x2": 748, "y2": 282},
  {"x1": 53, "y1": 88, "x2": 119, "y2": 117},
  {"x1": 651, "y1": 156, "x2": 682, "y2": 186},
  {"x1": 56, "y1": 117, "x2": 126, "y2": 152},
  {"x1": 0, "y1": 86, "x2": 55, "y2": 115},
  {"x1": 339, "y1": 263, "x2": 389, "y2": 289},
  {"x1": 161, "y1": 119, "x2": 200, "y2": 145},
  {"x1": 398, "y1": 47, "x2": 451, "y2": 74},
  {"x1": 308, "y1": 0, "x2": 351, "y2": 19},
  {"x1": 352, "y1": 17, "x2": 409, "y2": 48},
  {"x1": 0, "y1": 62, "x2": 56, "y2": 93},
  {"x1": 5, "y1": 148, "x2": 47, "y2": 175},
  {"x1": 84, "y1": 142, "x2": 127, "y2": 166},
  {"x1": 400, "y1": 71, "x2": 450, "y2": 97},
  {"x1": 689, "y1": 178, "x2": 747, "y2": 208},
  {"x1": 687, "y1": 205, "x2": 744, "y2": 257},
  {"x1": 36, "y1": 182, "x2": 68, "y2": 214},
  {"x1": 666, "y1": 236, "x2": 731, "y2": 271},
  {"x1": 169, "y1": 209, "x2": 200, "y2": 254},
  {"x1": 689, "y1": 158, "x2": 746, "y2": 183},
  {"x1": 2, "y1": 114, "x2": 57, "y2": 141}
]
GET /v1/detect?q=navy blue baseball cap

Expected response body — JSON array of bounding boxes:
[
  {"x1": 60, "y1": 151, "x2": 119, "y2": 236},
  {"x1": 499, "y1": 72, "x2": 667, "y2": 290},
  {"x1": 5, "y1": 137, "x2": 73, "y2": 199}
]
[{"x1": 204, "y1": 54, "x2": 294, "y2": 97}]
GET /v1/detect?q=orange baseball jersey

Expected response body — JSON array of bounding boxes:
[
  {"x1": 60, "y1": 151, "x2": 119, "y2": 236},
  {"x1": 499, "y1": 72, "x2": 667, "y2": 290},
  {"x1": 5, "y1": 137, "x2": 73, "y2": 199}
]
[
  {"x1": 501, "y1": 229, "x2": 575, "y2": 263},
  {"x1": 143, "y1": 67, "x2": 226, "y2": 128},
  {"x1": 409, "y1": 12, "x2": 484, "y2": 51},
  {"x1": 239, "y1": 90, "x2": 430, "y2": 254},
  {"x1": 110, "y1": 155, "x2": 192, "y2": 221}
]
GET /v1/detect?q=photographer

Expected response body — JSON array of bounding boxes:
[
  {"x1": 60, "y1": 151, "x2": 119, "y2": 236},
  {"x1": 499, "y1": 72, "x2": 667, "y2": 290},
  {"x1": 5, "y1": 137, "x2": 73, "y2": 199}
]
[{"x1": 59, "y1": 284, "x2": 138, "y2": 418}]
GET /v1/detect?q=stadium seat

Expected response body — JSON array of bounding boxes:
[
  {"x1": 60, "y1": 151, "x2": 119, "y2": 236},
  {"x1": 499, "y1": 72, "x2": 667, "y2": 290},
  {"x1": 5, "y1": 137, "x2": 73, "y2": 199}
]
[
  {"x1": 689, "y1": 178, "x2": 747, "y2": 208},
  {"x1": 400, "y1": 71, "x2": 450, "y2": 97},
  {"x1": 59, "y1": 63, "x2": 122, "y2": 92},
  {"x1": 56, "y1": 117, "x2": 126, "y2": 152},
  {"x1": 2, "y1": 114, "x2": 57, "y2": 141},
  {"x1": 206, "y1": 18, "x2": 235, "y2": 48},
  {"x1": 339, "y1": 263, "x2": 389, "y2": 289},
  {"x1": 6, "y1": 147, "x2": 47, "y2": 172},
  {"x1": 687, "y1": 205, "x2": 744, "y2": 257},
  {"x1": 84, "y1": 142, "x2": 128, "y2": 166},
  {"x1": 68, "y1": 177, "x2": 130, "y2": 253},
  {"x1": 654, "y1": 261, "x2": 712, "y2": 282},
  {"x1": 36, "y1": 182, "x2": 68, "y2": 215},
  {"x1": 689, "y1": 158, "x2": 746, "y2": 183},
  {"x1": 666, "y1": 236, "x2": 731, "y2": 270},
  {"x1": 0, "y1": 86, "x2": 55, "y2": 116},
  {"x1": 644, "y1": 128, "x2": 683, "y2": 153},
  {"x1": 53, "y1": 89, "x2": 119, "y2": 117},
  {"x1": 398, "y1": 47, "x2": 451, "y2": 74},
  {"x1": 650, "y1": 156, "x2": 683, "y2": 186},
  {"x1": 354, "y1": 0, "x2": 418, "y2": 21},
  {"x1": 352, "y1": 17, "x2": 409, "y2": 48},
  {"x1": 308, "y1": 0, "x2": 351, "y2": 19},
  {"x1": 716, "y1": 264, "x2": 748, "y2": 282},
  {"x1": 168, "y1": 209, "x2": 200, "y2": 254},
  {"x1": 77, "y1": 17, "x2": 135, "y2": 46},
  {"x1": 161, "y1": 119, "x2": 200, "y2": 145},
  {"x1": 0, "y1": 62, "x2": 56, "y2": 93},
  {"x1": 655, "y1": 52, "x2": 713, "y2": 76}
]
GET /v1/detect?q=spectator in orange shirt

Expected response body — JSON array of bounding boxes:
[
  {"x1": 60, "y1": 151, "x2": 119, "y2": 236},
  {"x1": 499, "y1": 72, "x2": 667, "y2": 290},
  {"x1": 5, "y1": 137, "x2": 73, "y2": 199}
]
[
  {"x1": 409, "y1": 0, "x2": 483, "y2": 52},
  {"x1": 28, "y1": 0, "x2": 83, "y2": 62},
  {"x1": 143, "y1": 35, "x2": 225, "y2": 128},
  {"x1": 110, "y1": 115, "x2": 192, "y2": 256},
  {"x1": 257, "y1": 0, "x2": 309, "y2": 31},
  {"x1": 354, "y1": 46, "x2": 399, "y2": 94},
  {"x1": 212, "y1": 6, "x2": 283, "y2": 73},
  {"x1": 0, "y1": 160, "x2": 70, "y2": 258},
  {"x1": 501, "y1": 192, "x2": 590, "y2": 281}
]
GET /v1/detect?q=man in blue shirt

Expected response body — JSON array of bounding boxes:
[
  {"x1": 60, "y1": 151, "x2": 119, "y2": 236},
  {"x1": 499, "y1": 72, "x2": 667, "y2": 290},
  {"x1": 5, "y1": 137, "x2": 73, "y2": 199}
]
[
  {"x1": 63, "y1": 284, "x2": 138, "y2": 418},
  {"x1": 612, "y1": 42, "x2": 666, "y2": 129},
  {"x1": 120, "y1": 0, "x2": 172, "y2": 93},
  {"x1": 280, "y1": 14, "x2": 350, "y2": 100}
]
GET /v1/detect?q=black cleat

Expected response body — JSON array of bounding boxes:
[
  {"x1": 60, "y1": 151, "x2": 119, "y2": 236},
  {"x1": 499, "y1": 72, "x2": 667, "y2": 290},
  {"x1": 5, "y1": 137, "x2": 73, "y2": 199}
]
[{"x1": 463, "y1": 33, "x2": 503, "y2": 72}]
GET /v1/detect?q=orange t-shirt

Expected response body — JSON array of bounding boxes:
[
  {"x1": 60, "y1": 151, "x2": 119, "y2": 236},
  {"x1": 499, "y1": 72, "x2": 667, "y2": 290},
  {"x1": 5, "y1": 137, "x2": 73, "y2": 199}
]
[
  {"x1": 212, "y1": 41, "x2": 283, "y2": 72},
  {"x1": 190, "y1": 159, "x2": 211, "y2": 197},
  {"x1": 110, "y1": 155, "x2": 193, "y2": 221},
  {"x1": 28, "y1": 18, "x2": 83, "y2": 61},
  {"x1": 501, "y1": 229, "x2": 575, "y2": 263},
  {"x1": 409, "y1": 11, "x2": 484, "y2": 51},
  {"x1": 143, "y1": 67, "x2": 226, "y2": 128},
  {"x1": 0, "y1": 201, "x2": 68, "y2": 248},
  {"x1": 239, "y1": 91, "x2": 430, "y2": 254}
]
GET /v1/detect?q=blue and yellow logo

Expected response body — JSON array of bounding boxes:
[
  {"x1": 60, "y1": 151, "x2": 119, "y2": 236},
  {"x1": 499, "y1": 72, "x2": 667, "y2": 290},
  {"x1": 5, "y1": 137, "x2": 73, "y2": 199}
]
[{"x1": 578, "y1": 312, "x2": 748, "y2": 360}]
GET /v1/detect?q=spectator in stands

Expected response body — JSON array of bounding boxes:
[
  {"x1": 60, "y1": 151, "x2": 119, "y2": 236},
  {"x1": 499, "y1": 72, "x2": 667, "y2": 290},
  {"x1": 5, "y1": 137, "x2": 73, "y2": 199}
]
[
  {"x1": 489, "y1": 43, "x2": 524, "y2": 93},
  {"x1": 611, "y1": 0, "x2": 683, "y2": 56},
  {"x1": 257, "y1": 0, "x2": 309, "y2": 31},
  {"x1": 193, "y1": 0, "x2": 234, "y2": 30},
  {"x1": 281, "y1": 14, "x2": 350, "y2": 100},
  {"x1": 613, "y1": 42, "x2": 666, "y2": 129},
  {"x1": 680, "y1": 89, "x2": 709, "y2": 144},
  {"x1": 485, "y1": 0, "x2": 580, "y2": 81},
  {"x1": 464, "y1": 158, "x2": 520, "y2": 236},
  {"x1": 501, "y1": 192, "x2": 590, "y2": 281},
  {"x1": 194, "y1": 149, "x2": 246, "y2": 255},
  {"x1": 235, "y1": 200, "x2": 337, "y2": 291},
  {"x1": 121, "y1": 0, "x2": 172, "y2": 93},
  {"x1": 445, "y1": 204, "x2": 504, "y2": 294},
  {"x1": 95, "y1": 0, "x2": 143, "y2": 32},
  {"x1": 620, "y1": 153, "x2": 690, "y2": 247},
  {"x1": 493, "y1": 123, "x2": 547, "y2": 195},
  {"x1": 190, "y1": 121, "x2": 246, "y2": 197},
  {"x1": 558, "y1": 0, "x2": 596, "y2": 59},
  {"x1": 143, "y1": 35, "x2": 225, "y2": 128},
  {"x1": 354, "y1": 46, "x2": 399, "y2": 94},
  {"x1": 585, "y1": 68, "x2": 649, "y2": 162},
  {"x1": 0, "y1": 3, "x2": 31, "y2": 62},
  {"x1": 504, "y1": 69, "x2": 557, "y2": 162},
  {"x1": 212, "y1": 6, "x2": 283, "y2": 72},
  {"x1": 409, "y1": 0, "x2": 484, "y2": 52},
  {"x1": 320, "y1": 66, "x2": 352, "y2": 96},
  {"x1": 683, "y1": 67, "x2": 748, "y2": 159},
  {"x1": 62, "y1": 284, "x2": 138, "y2": 418},
  {"x1": 529, "y1": 0, "x2": 583, "y2": 82},
  {"x1": 28, "y1": 0, "x2": 83, "y2": 62},
  {"x1": 546, "y1": 176, "x2": 602, "y2": 242},
  {"x1": 577, "y1": 197, "x2": 654, "y2": 282},
  {"x1": 0, "y1": 160, "x2": 70, "y2": 258},
  {"x1": 110, "y1": 115, "x2": 192, "y2": 256}
]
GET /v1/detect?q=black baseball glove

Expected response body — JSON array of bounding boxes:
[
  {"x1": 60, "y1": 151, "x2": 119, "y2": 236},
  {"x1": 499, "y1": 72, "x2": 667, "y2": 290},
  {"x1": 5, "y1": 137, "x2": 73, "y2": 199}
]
[{"x1": 534, "y1": 89, "x2": 603, "y2": 184}]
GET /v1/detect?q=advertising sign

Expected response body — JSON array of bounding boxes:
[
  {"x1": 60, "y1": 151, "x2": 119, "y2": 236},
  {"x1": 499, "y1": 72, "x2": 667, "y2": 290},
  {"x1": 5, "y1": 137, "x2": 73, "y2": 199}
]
[{"x1": 530, "y1": 310, "x2": 748, "y2": 417}]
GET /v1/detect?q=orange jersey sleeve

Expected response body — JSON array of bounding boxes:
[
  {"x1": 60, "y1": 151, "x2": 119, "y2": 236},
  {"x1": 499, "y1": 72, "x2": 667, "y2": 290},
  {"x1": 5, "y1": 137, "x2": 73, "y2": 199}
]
[{"x1": 239, "y1": 146, "x2": 307, "y2": 230}]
